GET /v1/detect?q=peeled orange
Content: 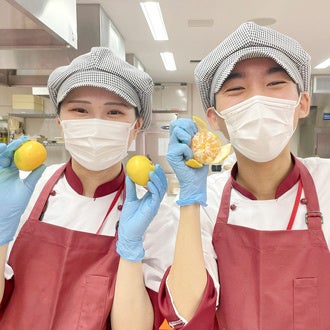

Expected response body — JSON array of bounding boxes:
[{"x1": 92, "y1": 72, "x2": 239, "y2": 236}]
[
  {"x1": 191, "y1": 130, "x2": 222, "y2": 164},
  {"x1": 126, "y1": 155, "x2": 155, "y2": 186},
  {"x1": 184, "y1": 116, "x2": 221, "y2": 167},
  {"x1": 14, "y1": 140, "x2": 47, "y2": 171}
]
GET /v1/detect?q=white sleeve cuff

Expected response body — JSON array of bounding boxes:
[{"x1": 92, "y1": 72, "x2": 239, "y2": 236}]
[
  {"x1": 165, "y1": 276, "x2": 188, "y2": 325},
  {"x1": 4, "y1": 263, "x2": 14, "y2": 280}
]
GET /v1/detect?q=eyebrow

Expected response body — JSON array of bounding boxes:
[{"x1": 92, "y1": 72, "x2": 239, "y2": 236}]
[
  {"x1": 66, "y1": 100, "x2": 131, "y2": 107},
  {"x1": 223, "y1": 65, "x2": 288, "y2": 84},
  {"x1": 267, "y1": 66, "x2": 288, "y2": 75}
]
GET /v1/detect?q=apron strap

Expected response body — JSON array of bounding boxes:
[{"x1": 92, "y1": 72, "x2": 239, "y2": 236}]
[
  {"x1": 295, "y1": 158, "x2": 323, "y2": 229},
  {"x1": 217, "y1": 176, "x2": 233, "y2": 224}
]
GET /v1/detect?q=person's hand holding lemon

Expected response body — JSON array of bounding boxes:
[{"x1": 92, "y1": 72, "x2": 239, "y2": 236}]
[
  {"x1": 116, "y1": 156, "x2": 167, "y2": 262},
  {"x1": 0, "y1": 137, "x2": 46, "y2": 245},
  {"x1": 126, "y1": 155, "x2": 155, "y2": 186}
]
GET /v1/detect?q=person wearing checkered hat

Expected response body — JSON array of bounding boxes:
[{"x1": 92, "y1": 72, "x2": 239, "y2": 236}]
[
  {"x1": 0, "y1": 47, "x2": 177, "y2": 329},
  {"x1": 160, "y1": 22, "x2": 330, "y2": 329}
]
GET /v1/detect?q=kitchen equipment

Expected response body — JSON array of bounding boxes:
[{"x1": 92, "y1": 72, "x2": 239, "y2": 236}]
[{"x1": 0, "y1": 118, "x2": 8, "y2": 143}]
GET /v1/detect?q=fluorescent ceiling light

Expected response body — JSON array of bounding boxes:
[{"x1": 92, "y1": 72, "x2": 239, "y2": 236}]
[
  {"x1": 160, "y1": 52, "x2": 177, "y2": 71},
  {"x1": 140, "y1": 2, "x2": 168, "y2": 41},
  {"x1": 315, "y1": 58, "x2": 330, "y2": 69}
]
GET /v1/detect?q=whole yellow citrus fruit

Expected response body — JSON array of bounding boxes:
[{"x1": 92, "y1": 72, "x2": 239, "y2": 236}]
[
  {"x1": 14, "y1": 140, "x2": 47, "y2": 171},
  {"x1": 126, "y1": 155, "x2": 155, "y2": 186}
]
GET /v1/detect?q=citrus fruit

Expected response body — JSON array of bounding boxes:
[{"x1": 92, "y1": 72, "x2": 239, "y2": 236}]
[
  {"x1": 14, "y1": 140, "x2": 47, "y2": 171},
  {"x1": 185, "y1": 116, "x2": 231, "y2": 168},
  {"x1": 185, "y1": 158, "x2": 203, "y2": 168},
  {"x1": 211, "y1": 143, "x2": 232, "y2": 164},
  {"x1": 191, "y1": 130, "x2": 222, "y2": 164},
  {"x1": 185, "y1": 116, "x2": 221, "y2": 166},
  {"x1": 192, "y1": 115, "x2": 208, "y2": 131},
  {"x1": 126, "y1": 155, "x2": 155, "y2": 186}
]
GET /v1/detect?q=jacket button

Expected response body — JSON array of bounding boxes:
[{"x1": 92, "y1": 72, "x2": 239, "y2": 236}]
[
  {"x1": 300, "y1": 198, "x2": 308, "y2": 204},
  {"x1": 230, "y1": 204, "x2": 237, "y2": 210}
]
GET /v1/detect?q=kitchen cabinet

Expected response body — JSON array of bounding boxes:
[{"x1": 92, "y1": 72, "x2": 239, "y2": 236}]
[{"x1": 152, "y1": 83, "x2": 191, "y2": 113}]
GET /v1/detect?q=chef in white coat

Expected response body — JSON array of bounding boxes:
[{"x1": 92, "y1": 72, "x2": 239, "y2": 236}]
[
  {"x1": 159, "y1": 22, "x2": 330, "y2": 329},
  {"x1": 0, "y1": 47, "x2": 176, "y2": 330}
]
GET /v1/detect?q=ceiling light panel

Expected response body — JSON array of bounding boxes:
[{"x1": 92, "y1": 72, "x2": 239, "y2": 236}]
[
  {"x1": 315, "y1": 58, "x2": 330, "y2": 69},
  {"x1": 160, "y1": 52, "x2": 177, "y2": 71},
  {"x1": 140, "y1": 2, "x2": 168, "y2": 41}
]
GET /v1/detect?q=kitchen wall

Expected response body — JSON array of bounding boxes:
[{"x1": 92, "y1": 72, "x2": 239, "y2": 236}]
[{"x1": 0, "y1": 85, "x2": 69, "y2": 165}]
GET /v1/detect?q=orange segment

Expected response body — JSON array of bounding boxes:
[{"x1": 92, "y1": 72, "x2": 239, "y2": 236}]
[{"x1": 191, "y1": 130, "x2": 222, "y2": 164}]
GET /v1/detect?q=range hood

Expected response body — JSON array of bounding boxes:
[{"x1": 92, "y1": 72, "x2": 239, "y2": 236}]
[
  {"x1": 0, "y1": 1, "x2": 125, "y2": 87},
  {"x1": 1, "y1": 0, "x2": 77, "y2": 49}
]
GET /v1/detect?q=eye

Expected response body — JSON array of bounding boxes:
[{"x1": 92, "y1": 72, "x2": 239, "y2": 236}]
[
  {"x1": 225, "y1": 86, "x2": 244, "y2": 92},
  {"x1": 73, "y1": 107, "x2": 88, "y2": 113},
  {"x1": 107, "y1": 109, "x2": 124, "y2": 115},
  {"x1": 221, "y1": 79, "x2": 245, "y2": 94},
  {"x1": 267, "y1": 80, "x2": 287, "y2": 87}
]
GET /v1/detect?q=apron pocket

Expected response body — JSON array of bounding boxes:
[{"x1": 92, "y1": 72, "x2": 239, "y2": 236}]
[
  {"x1": 293, "y1": 277, "x2": 319, "y2": 330},
  {"x1": 78, "y1": 275, "x2": 111, "y2": 330}
]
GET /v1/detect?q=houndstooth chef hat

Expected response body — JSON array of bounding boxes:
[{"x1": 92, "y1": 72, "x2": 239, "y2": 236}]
[
  {"x1": 48, "y1": 47, "x2": 154, "y2": 130},
  {"x1": 194, "y1": 22, "x2": 311, "y2": 110}
]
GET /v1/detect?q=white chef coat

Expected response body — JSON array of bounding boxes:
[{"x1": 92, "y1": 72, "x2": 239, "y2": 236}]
[
  {"x1": 199, "y1": 156, "x2": 330, "y2": 297},
  {"x1": 6, "y1": 163, "x2": 178, "y2": 293}
]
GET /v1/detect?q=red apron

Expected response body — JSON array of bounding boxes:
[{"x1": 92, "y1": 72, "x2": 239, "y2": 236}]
[
  {"x1": 212, "y1": 159, "x2": 330, "y2": 329},
  {"x1": 0, "y1": 165, "x2": 120, "y2": 330}
]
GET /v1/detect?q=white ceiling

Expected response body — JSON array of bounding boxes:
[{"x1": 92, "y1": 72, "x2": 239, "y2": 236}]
[{"x1": 76, "y1": 0, "x2": 330, "y2": 84}]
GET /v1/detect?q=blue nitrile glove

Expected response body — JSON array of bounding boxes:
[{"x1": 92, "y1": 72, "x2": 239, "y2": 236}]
[
  {"x1": 0, "y1": 136, "x2": 45, "y2": 245},
  {"x1": 167, "y1": 118, "x2": 208, "y2": 206},
  {"x1": 116, "y1": 164, "x2": 167, "y2": 262}
]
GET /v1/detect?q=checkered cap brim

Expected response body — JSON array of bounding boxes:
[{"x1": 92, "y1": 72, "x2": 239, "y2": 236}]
[
  {"x1": 48, "y1": 47, "x2": 154, "y2": 130},
  {"x1": 194, "y1": 22, "x2": 311, "y2": 110}
]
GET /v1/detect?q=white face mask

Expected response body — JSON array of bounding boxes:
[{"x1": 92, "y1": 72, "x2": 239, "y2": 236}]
[
  {"x1": 215, "y1": 95, "x2": 300, "y2": 162},
  {"x1": 60, "y1": 118, "x2": 136, "y2": 171}
]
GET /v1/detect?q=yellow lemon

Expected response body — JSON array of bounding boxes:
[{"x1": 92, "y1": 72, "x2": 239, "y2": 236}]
[
  {"x1": 126, "y1": 155, "x2": 155, "y2": 186},
  {"x1": 14, "y1": 140, "x2": 47, "y2": 171}
]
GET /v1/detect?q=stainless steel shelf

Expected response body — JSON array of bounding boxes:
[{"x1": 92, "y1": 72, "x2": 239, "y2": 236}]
[
  {"x1": 44, "y1": 142, "x2": 65, "y2": 147},
  {"x1": 9, "y1": 112, "x2": 56, "y2": 119}
]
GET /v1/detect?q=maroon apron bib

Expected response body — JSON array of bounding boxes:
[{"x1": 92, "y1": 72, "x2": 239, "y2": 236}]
[
  {"x1": 212, "y1": 159, "x2": 330, "y2": 329},
  {"x1": 0, "y1": 165, "x2": 120, "y2": 330}
]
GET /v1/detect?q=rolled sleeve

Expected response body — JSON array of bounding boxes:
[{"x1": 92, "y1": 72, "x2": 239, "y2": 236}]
[{"x1": 158, "y1": 267, "x2": 218, "y2": 329}]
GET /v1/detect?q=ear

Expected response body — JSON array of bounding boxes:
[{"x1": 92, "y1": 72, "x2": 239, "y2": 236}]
[
  {"x1": 55, "y1": 116, "x2": 61, "y2": 126},
  {"x1": 298, "y1": 92, "x2": 310, "y2": 119},
  {"x1": 206, "y1": 107, "x2": 221, "y2": 130},
  {"x1": 132, "y1": 118, "x2": 142, "y2": 138}
]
